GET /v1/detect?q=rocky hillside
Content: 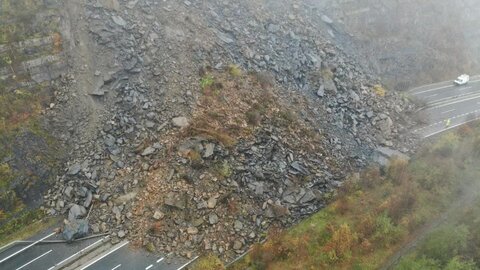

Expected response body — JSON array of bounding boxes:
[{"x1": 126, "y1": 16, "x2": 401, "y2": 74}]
[
  {"x1": 314, "y1": 0, "x2": 480, "y2": 90},
  {"x1": 2, "y1": 0, "x2": 419, "y2": 262}
]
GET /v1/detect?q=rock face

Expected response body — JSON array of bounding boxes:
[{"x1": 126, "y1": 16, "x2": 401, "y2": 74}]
[{"x1": 38, "y1": 0, "x2": 420, "y2": 263}]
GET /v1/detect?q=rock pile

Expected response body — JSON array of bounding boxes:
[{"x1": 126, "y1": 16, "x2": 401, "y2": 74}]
[{"x1": 40, "y1": 0, "x2": 419, "y2": 262}]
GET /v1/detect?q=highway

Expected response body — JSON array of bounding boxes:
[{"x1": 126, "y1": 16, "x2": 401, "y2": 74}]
[
  {"x1": 409, "y1": 75, "x2": 480, "y2": 138},
  {"x1": 0, "y1": 230, "x2": 197, "y2": 270}
]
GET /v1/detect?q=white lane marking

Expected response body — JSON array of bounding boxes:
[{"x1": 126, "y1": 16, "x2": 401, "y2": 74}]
[
  {"x1": 424, "y1": 117, "x2": 480, "y2": 138},
  {"x1": 411, "y1": 84, "x2": 452, "y2": 95},
  {"x1": 112, "y1": 264, "x2": 122, "y2": 270},
  {"x1": 48, "y1": 237, "x2": 106, "y2": 270},
  {"x1": 0, "y1": 232, "x2": 55, "y2": 264},
  {"x1": 16, "y1": 249, "x2": 52, "y2": 270},
  {"x1": 408, "y1": 77, "x2": 480, "y2": 93},
  {"x1": 177, "y1": 256, "x2": 200, "y2": 270},
  {"x1": 79, "y1": 241, "x2": 129, "y2": 270},
  {"x1": 413, "y1": 108, "x2": 480, "y2": 133},
  {"x1": 425, "y1": 93, "x2": 438, "y2": 98},
  {"x1": 429, "y1": 94, "x2": 480, "y2": 109},
  {"x1": 441, "y1": 109, "x2": 456, "y2": 114},
  {"x1": 156, "y1": 257, "x2": 165, "y2": 263},
  {"x1": 146, "y1": 264, "x2": 153, "y2": 270}
]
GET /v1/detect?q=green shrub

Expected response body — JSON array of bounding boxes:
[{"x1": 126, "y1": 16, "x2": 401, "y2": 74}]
[
  {"x1": 192, "y1": 254, "x2": 225, "y2": 270},
  {"x1": 444, "y1": 257, "x2": 477, "y2": 270},
  {"x1": 396, "y1": 255, "x2": 440, "y2": 270},
  {"x1": 420, "y1": 225, "x2": 469, "y2": 264}
]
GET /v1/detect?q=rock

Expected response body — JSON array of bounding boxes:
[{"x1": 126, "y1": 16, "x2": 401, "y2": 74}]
[
  {"x1": 62, "y1": 219, "x2": 89, "y2": 242},
  {"x1": 67, "y1": 163, "x2": 81, "y2": 175},
  {"x1": 64, "y1": 186, "x2": 73, "y2": 198},
  {"x1": 316, "y1": 85, "x2": 325, "y2": 97},
  {"x1": 208, "y1": 213, "x2": 219, "y2": 224},
  {"x1": 112, "y1": 16, "x2": 126, "y2": 27},
  {"x1": 172, "y1": 117, "x2": 189, "y2": 128},
  {"x1": 323, "y1": 79, "x2": 337, "y2": 93},
  {"x1": 118, "y1": 230, "x2": 126, "y2": 238},
  {"x1": 321, "y1": 15, "x2": 334, "y2": 24},
  {"x1": 83, "y1": 190, "x2": 93, "y2": 208},
  {"x1": 300, "y1": 190, "x2": 316, "y2": 204},
  {"x1": 141, "y1": 146, "x2": 156, "y2": 156},
  {"x1": 234, "y1": 220, "x2": 243, "y2": 231},
  {"x1": 153, "y1": 210, "x2": 164, "y2": 220},
  {"x1": 290, "y1": 161, "x2": 310, "y2": 175},
  {"x1": 164, "y1": 192, "x2": 187, "y2": 210},
  {"x1": 203, "y1": 143, "x2": 215, "y2": 158},
  {"x1": 187, "y1": 227, "x2": 198, "y2": 234},
  {"x1": 207, "y1": 197, "x2": 217, "y2": 209},
  {"x1": 233, "y1": 240, "x2": 243, "y2": 250},
  {"x1": 68, "y1": 204, "x2": 87, "y2": 221}
]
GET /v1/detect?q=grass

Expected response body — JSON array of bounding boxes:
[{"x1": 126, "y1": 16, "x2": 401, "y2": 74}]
[
  {"x1": 192, "y1": 254, "x2": 225, "y2": 270},
  {"x1": 373, "y1": 84, "x2": 386, "y2": 97},
  {"x1": 0, "y1": 210, "x2": 58, "y2": 247},
  {"x1": 227, "y1": 122, "x2": 480, "y2": 269}
]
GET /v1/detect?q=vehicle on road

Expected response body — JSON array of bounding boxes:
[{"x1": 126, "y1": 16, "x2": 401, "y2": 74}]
[{"x1": 454, "y1": 74, "x2": 470, "y2": 85}]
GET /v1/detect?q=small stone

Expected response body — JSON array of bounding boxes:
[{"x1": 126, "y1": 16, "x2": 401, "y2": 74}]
[
  {"x1": 207, "y1": 197, "x2": 217, "y2": 209},
  {"x1": 141, "y1": 146, "x2": 156, "y2": 156},
  {"x1": 233, "y1": 240, "x2": 243, "y2": 250},
  {"x1": 67, "y1": 163, "x2": 81, "y2": 175},
  {"x1": 172, "y1": 117, "x2": 189, "y2": 128},
  {"x1": 208, "y1": 213, "x2": 219, "y2": 224},
  {"x1": 234, "y1": 220, "x2": 243, "y2": 231},
  {"x1": 187, "y1": 227, "x2": 198, "y2": 234},
  {"x1": 203, "y1": 143, "x2": 215, "y2": 158},
  {"x1": 153, "y1": 210, "x2": 164, "y2": 220},
  {"x1": 118, "y1": 230, "x2": 126, "y2": 238}
]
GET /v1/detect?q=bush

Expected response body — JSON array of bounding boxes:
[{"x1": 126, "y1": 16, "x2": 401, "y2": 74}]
[
  {"x1": 373, "y1": 84, "x2": 386, "y2": 97},
  {"x1": 192, "y1": 254, "x2": 225, "y2": 270},
  {"x1": 387, "y1": 158, "x2": 410, "y2": 185},
  {"x1": 373, "y1": 213, "x2": 403, "y2": 245},
  {"x1": 420, "y1": 225, "x2": 469, "y2": 264},
  {"x1": 228, "y1": 64, "x2": 242, "y2": 77},
  {"x1": 323, "y1": 223, "x2": 357, "y2": 262},
  {"x1": 396, "y1": 256, "x2": 440, "y2": 270},
  {"x1": 444, "y1": 257, "x2": 477, "y2": 270}
]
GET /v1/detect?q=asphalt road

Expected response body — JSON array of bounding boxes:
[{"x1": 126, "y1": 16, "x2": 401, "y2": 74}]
[
  {"x1": 409, "y1": 75, "x2": 480, "y2": 138},
  {"x1": 0, "y1": 231, "x2": 197, "y2": 270}
]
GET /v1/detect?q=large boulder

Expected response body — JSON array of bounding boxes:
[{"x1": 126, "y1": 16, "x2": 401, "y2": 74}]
[{"x1": 62, "y1": 219, "x2": 89, "y2": 242}]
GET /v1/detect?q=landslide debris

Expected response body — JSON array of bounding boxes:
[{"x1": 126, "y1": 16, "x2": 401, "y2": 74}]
[{"x1": 31, "y1": 0, "x2": 420, "y2": 261}]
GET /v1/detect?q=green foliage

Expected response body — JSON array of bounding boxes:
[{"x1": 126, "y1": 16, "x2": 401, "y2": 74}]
[
  {"x1": 192, "y1": 254, "x2": 225, "y2": 270},
  {"x1": 444, "y1": 257, "x2": 477, "y2": 270},
  {"x1": 228, "y1": 64, "x2": 242, "y2": 77},
  {"x1": 420, "y1": 225, "x2": 469, "y2": 264},
  {"x1": 373, "y1": 212, "x2": 404, "y2": 245},
  {"x1": 373, "y1": 84, "x2": 387, "y2": 97},
  {"x1": 215, "y1": 161, "x2": 232, "y2": 178},
  {"x1": 200, "y1": 75, "x2": 215, "y2": 90},
  {"x1": 396, "y1": 256, "x2": 440, "y2": 270}
]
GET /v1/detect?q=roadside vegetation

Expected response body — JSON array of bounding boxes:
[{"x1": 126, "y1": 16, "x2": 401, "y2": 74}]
[{"x1": 220, "y1": 123, "x2": 480, "y2": 269}]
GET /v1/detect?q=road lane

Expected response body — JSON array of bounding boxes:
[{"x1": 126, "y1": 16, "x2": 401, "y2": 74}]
[
  {"x1": 0, "y1": 237, "x2": 101, "y2": 270},
  {"x1": 411, "y1": 80, "x2": 480, "y2": 103}
]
